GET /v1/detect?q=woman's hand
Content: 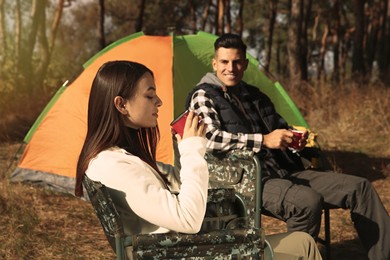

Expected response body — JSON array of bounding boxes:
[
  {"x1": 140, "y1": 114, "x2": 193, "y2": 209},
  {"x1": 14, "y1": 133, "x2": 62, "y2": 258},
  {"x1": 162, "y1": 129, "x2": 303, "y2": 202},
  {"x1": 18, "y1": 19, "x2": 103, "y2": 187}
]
[{"x1": 175, "y1": 111, "x2": 206, "y2": 142}]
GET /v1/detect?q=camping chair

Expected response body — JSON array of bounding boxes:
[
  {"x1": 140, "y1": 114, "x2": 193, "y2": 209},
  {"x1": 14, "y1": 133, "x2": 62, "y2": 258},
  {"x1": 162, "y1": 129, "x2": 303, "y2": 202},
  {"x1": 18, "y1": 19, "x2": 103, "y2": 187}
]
[
  {"x1": 83, "y1": 173, "x2": 273, "y2": 259},
  {"x1": 205, "y1": 148, "x2": 332, "y2": 260}
]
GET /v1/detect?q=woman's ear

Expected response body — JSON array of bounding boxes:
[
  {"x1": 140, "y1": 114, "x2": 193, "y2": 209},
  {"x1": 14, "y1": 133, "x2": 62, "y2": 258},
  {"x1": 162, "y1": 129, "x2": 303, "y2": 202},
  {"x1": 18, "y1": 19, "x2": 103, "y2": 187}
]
[{"x1": 114, "y1": 96, "x2": 128, "y2": 115}]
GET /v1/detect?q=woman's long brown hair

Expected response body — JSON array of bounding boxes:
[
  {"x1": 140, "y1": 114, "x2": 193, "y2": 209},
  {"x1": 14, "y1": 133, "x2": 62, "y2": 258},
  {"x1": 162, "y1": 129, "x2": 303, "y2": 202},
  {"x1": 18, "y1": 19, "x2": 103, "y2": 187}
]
[{"x1": 75, "y1": 61, "x2": 163, "y2": 197}]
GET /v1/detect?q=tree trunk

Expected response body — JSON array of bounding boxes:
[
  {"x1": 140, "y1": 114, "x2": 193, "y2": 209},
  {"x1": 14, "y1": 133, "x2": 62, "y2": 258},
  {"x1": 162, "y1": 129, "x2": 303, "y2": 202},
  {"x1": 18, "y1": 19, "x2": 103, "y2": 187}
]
[
  {"x1": 0, "y1": 0, "x2": 6, "y2": 67},
  {"x1": 35, "y1": 4, "x2": 50, "y2": 91},
  {"x1": 312, "y1": 11, "x2": 319, "y2": 42},
  {"x1": 366, "y1": 1, "x2": 380, "y2": 75},
  {"x1": 352, "y1": 0, "x2": 366, "y2": 80},
  {"x1": 188, "y1": 0, "x2": 197, "y2": 33},
  {"x1": 287, "y1": 0, "x2": 303, "y2": 86},
  {"x1": 340, "y1": 2, "x2": 353, "y2": 82},
  {"x1": 18, "y1": 0, "x2": 45, "y2": 92},
  {"x1": 317, "y1": 24, "x2": 329, "y2": 81},
  {"x1": 265, "y1": 0, "x2": 278, "y2": 72},
  {"x1": 217, "y1": 0, "x2": 225, "y2": 34},
  {"x1": 340, "y1": 28, "x2": 353, "y2": 82},
  {"x1": 200, "y1": 0, "x2": 212, "y2": 31},
  {"x1": 50, "y1": 0, "x2": 64, "y2": 53},
  {"x1": 331, "y1": 0, "x2": 341, "y2": 83},
  {"x1": 276, "y1": 40, "x2": 282, "y2": 74},
  {"x1": 14, "y1": 0, "x2": 21, "y2": 75},
  {"x1": 236, "y1": 0, "x2": 244, "y2": 37},
  {"x1": 377, "y1": 0, "x2": 389, "y2": 82},
  {"x1": 97, "y1": 0, "x2": 105, "y2": 49},
  {"x1": 300, "y1": 0, "x2": 311, "y2": 81},
  {"x1": 135, "y1": 0, "x2": 145, "y2": 32},
  {"x1": 225, "y1": 0, "x2": 231, "y2": 33},
  {"x1": 385, "y1": 21, "x2": 390, "y2": 84}
]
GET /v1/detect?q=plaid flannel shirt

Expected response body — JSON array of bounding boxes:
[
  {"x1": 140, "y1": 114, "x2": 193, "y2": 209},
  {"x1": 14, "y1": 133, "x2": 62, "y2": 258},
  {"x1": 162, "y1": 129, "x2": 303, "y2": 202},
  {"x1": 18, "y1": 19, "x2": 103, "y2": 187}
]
[{"x1": 189, "y1": 89, "x2": 263, "y2": 154}]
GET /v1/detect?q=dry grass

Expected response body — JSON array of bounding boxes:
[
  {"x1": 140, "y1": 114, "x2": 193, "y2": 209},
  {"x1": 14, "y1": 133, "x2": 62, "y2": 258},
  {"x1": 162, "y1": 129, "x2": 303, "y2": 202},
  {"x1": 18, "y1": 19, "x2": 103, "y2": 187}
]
[
  {"x1": 0, "y1": 82, "x2": 389, "y2": 259},
  {"x1": 0, "y1": 144, "x2": 115, "y2": 259},
  {"x1": 287, "y1": 81, "x2": 390, "y2": 157}
]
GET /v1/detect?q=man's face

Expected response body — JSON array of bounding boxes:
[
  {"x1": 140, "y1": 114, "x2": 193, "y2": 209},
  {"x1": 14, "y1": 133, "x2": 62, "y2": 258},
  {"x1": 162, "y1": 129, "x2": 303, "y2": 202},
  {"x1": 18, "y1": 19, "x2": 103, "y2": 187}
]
[{"x1": 212, "y1": 47, "x2": 248, "y2": 87}]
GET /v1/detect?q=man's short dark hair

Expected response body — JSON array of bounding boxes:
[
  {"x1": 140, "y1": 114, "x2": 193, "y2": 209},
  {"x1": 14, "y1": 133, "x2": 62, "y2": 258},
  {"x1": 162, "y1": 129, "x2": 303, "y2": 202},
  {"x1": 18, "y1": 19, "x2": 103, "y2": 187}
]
[{"x1": 214, "y1": 33, "x2": 247, "y2": 54}]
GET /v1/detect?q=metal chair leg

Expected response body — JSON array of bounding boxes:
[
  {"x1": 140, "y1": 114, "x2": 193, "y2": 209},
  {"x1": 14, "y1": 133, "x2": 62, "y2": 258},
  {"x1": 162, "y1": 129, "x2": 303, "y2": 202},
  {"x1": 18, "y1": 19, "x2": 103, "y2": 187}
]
[
  {"x1": 317, "y1": 207, "x2": 331, "y2": 260},
  {"x1": 324, "y1": 207, "x2": 331, "y2": 260}
]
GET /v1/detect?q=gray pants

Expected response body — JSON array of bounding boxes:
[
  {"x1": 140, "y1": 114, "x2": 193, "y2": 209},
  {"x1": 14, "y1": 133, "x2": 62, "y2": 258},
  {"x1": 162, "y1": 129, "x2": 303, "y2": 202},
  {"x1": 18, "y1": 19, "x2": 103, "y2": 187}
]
[{"x1": 262, "y1": 170, "x2": 390, "y2": 260}]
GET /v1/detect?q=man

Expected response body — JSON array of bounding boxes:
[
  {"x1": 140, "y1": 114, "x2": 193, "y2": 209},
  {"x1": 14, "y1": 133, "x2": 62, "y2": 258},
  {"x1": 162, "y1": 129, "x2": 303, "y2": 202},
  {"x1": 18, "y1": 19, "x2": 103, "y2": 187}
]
[{"x1": 185, "y1": 33, "x2": 389, "y2": 260}]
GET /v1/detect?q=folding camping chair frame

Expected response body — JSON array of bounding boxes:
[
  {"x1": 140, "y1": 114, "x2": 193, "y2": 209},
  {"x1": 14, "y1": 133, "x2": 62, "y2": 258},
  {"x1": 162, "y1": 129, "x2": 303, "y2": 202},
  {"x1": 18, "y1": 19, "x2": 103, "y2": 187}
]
[
  {"x1": 83, "y1": 150, "x2": 273, "y2": 259},
  {"x1": 318, "y1": 207, "x2": 331, "y2": 260}
]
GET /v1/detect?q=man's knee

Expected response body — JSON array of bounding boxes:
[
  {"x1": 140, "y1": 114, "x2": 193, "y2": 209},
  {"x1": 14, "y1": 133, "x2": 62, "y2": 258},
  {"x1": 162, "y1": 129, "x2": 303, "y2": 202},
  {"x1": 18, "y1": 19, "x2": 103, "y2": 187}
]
[
  {"x1": 354, "y1": 177, "x2": 372, "y2": 194},
  {"x1": 304, "y1": 192, "x2": 323, "y2": 215},
  {"x1": 285, "y1": 186, "x2": 323, "y2": 218},
  {"x1": 284, "y1": 188, "x2": 323, "y2": 237},
  {"x1": 263, "y1": 180, "x2": 324, "y2": 219}
]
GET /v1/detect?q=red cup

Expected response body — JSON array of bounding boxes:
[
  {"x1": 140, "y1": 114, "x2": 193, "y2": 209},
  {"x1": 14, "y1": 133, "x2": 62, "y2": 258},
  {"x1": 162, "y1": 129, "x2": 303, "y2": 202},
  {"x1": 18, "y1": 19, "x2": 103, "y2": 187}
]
[
  {"x1": 170, "y1": 110, "x2": 202, "y2": 138},
  {"x1": 170, "y1": 110, "x2": 189, "y2": 138},
  {"x1": 289, "y1": 129, "x2": 304, "y2": 150}
]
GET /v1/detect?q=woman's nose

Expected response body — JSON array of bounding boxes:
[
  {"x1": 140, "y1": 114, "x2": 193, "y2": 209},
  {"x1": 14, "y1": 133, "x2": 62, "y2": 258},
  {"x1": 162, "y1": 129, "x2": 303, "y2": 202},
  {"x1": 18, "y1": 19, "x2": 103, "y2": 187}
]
[{"x1": 156, "y1": 95, "x2": 163, "y2": 106}]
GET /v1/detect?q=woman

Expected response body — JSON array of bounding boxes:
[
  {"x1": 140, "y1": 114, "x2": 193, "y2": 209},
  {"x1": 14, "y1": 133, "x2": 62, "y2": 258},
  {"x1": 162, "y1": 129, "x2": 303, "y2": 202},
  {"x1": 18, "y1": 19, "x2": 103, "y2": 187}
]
[
  {"x1": 75, "y1": 60, "x2": 209, "y2": 235},
  {"x1": 75, "y1": 60, "x2": 322, "y2": 260}
]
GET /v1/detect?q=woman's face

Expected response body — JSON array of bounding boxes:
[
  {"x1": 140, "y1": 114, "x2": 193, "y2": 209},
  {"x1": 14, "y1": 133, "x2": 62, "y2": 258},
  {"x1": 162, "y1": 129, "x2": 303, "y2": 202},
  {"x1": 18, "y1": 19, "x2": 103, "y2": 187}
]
[{"x1": 123, "y1": 72, "x2": 162, "y2": 129}]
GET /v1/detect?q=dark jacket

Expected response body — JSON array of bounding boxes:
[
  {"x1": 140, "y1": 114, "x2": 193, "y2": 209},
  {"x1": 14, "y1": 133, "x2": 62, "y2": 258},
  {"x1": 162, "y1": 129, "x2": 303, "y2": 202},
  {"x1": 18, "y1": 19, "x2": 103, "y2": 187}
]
[{"x1": 186, "y1": 81, "x2": 305, "y2": 180}]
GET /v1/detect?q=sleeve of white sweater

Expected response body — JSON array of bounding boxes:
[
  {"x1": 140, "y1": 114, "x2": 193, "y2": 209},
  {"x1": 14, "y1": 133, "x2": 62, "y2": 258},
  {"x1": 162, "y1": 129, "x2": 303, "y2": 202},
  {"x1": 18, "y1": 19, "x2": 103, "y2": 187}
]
[{"x1": 86, "y1": 136, "x2": 209, "y2": 234}]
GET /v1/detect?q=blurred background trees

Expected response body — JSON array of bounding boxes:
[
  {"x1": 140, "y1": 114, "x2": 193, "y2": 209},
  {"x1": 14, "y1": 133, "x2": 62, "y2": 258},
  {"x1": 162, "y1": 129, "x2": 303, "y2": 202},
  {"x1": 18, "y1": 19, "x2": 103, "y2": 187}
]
[{"x1": 0, "y1": 0, "x2": 389, "y2": 140}]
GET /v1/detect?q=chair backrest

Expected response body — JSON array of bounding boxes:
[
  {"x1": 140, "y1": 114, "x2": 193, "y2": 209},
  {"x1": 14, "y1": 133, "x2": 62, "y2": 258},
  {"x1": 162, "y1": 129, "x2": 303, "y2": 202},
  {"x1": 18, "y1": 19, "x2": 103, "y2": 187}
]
[
  {"x1": 205, "y1": 150, "x2": 263, "y2": 228},
  {"x1": 201, "y1": 186, "x2": 249, "y2": 231}
]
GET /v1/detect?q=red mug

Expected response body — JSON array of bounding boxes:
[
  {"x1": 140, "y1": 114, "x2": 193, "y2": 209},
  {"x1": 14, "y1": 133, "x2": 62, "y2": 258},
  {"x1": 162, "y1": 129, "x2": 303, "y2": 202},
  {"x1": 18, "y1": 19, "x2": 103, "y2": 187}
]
[
  {"x1": 289, "y1": 129, "x2": 305, "y2": 150},
  {"x1": 170, "y1": 110, "x2": 202, "y2": 138}
]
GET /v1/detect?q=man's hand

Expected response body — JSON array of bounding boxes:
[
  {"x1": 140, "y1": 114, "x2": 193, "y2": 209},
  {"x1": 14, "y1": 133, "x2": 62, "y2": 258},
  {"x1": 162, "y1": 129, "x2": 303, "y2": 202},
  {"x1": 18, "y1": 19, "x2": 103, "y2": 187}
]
[
  {"x1": 262, "y1": 129, "x2": 294, "y2": 151},
  {"x1": 263, "y1": 129, "x2": 308, "y2": 151}
]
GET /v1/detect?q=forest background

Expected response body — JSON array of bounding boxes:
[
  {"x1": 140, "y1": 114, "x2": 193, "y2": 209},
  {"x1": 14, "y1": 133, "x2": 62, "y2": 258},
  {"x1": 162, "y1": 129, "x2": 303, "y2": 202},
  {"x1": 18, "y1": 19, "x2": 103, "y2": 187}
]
[{"x1": 0, "y1": 0, "x2": 389, "y2": 259}]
